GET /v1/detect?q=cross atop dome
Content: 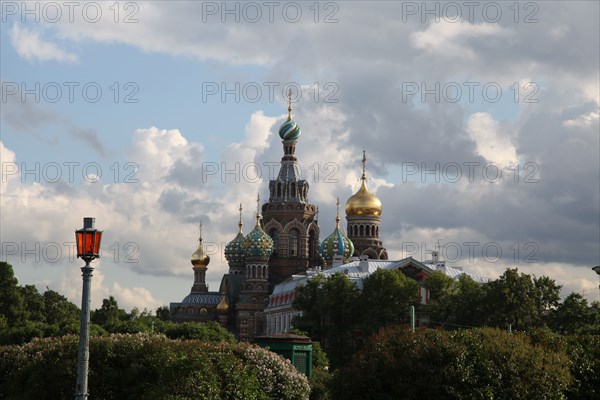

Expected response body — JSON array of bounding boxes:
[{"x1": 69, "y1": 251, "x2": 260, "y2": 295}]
[{"x1": 287, "y1": 88, "x2": 293, "y2": 121}]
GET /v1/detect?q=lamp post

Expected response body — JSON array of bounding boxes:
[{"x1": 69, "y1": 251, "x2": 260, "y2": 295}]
[
  {"x1": 593, "y1": 266, "x2": 600, "y2": 302},
  {"x1": 74, "y1": 217, "x2": 102, "y2": 400}
]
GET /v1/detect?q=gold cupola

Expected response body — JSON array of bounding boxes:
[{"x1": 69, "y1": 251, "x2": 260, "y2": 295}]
[
  {"x1": 191, "y1": 223, "x2": 210, "y2": 268},
  {"x1": 345, "y1": 151, "x2": 382, "y2": 217}
]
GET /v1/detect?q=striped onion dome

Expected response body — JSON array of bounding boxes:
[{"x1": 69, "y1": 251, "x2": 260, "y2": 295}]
[
  {"x1": 225, "y1": 204, "x2": 246, "y2": 265},
  {"x1": 278, "y1": 89, "x2": 301, "y2": 141},
  {"x1": 279, "y1": 118, "x2": 301, "y2": 141},
  {"x1": 320, "y1": 198, "x2": 354, "y2": 261}
]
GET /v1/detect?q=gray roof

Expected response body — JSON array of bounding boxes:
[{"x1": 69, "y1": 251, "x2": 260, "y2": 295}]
[{"x1": 181, "y1": 292, "x2": 221, "y2": 305}]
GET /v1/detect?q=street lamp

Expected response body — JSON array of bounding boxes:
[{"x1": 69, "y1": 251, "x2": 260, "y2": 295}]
[
  {"x1": 74, "y1": 217, "x2": 102, "y2": 400},
  {"x1": 593, "y1": 266, "x2": 600, "y2": 302}
]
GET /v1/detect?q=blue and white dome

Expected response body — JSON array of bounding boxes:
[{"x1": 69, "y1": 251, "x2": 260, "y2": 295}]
[
  {"x1": 320, "y1": 199, "x2": 354, "y2": 262},
  {"x1": 320, "y1": 223, "x2": 354, "y2": 261},
  {"x1": 278, "y1": 118, "x2": 301, "y2": 141}
]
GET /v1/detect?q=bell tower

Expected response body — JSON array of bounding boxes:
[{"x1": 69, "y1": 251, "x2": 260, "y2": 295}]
[{"x1": 262, "y1": 90, "x2": 321, "y2": 282}]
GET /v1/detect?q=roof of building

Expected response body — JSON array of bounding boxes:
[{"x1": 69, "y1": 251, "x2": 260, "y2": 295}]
[
  {"x1": 180, "y1": 292, "x2": 222, "y2": 305},
  {"x1": 270, "y1": 256, "x2": 488, "y2": 299}
]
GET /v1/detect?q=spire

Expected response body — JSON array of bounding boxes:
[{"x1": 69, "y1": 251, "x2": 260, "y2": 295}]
[
  {"x1": 287, "y1": 88, "x2": 293, "y2": 121},
  {"x1": 361, "y1": 150, "x2": 367, "y2": 181},
  {"x1": 278, "y1": 89, "x2": 300, "y2": 141},
  {"x1": 238, "y1": 203, "x2": 243, "y2": 233},
  {"x1": 198, "y1": 221, "x2": 203, "y2": 242},
  {"x1": 335, "y1": 197, "x2": 341, "y2": 227},
  {"x1": 255, "y1": 194, "x2": 261, "y2": 226}
]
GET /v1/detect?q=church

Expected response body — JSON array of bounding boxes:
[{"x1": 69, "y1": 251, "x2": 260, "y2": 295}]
[{"x1": 169, "y1": 96, "x2": 485, "y2": 340}]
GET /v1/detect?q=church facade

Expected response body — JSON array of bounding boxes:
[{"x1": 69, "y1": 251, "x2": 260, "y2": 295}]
[{"x1": 170, "y1": 97, "x2": 481, "y2": 340}]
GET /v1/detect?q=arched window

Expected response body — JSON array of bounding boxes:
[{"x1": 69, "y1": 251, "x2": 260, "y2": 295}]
[
  {"x1": 289, "y1": 229, "x2": 299, "y2": 257},
  {"x1": 270, "y1": 229, "x2": 279, "y2": 256},
  {"x1": 359, "y1": 225, "x2": 364, "y2": 236},
  {"x1": 309, "y1": 230, "x2": 316, "y2": 259},
  {"x1": 277, "y1": 182, "x2": 282, "y2": 198},
  {"x1": 290, "y1": 183, "x2": 296, "y2": 198}
]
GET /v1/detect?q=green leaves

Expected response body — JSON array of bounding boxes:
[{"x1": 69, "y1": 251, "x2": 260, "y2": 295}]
[
  {"x1": 0, "y1": 334, "x2": 309, "y2": 400},
  {"x1": 332, "y1": 327, "x2": 572, "y2": 400}
]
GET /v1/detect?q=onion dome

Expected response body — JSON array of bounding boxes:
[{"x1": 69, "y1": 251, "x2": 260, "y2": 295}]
[
  {"x1": 191, "y1": 223, "x2": 210, "y2": 268},
  {"x1": 345, "y1": 151, "x2": 382, "y2": 217},
  {"x1": 320, "y1": 198, "x2": 355, "y2": 260},
  {"x1": 216, "y1": 295, "x2": 229, "y2": 314},
  {"x1": 243, "y1": 195, "x2": 274, "y2": 258},
  {"x1": 224, "y1": 204, "x2": 246, "y2": 265},
  {"x1": 278, "y1": 89, "x2": 301, "y2": 141}
]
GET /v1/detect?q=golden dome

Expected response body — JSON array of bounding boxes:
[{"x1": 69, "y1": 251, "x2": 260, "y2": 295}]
[
  {"x1": 216, "y1": 295, "x2": 229, "y2": 314},
  {"x1": 345, "y1": 180, "x2": 382, "y2": 217},
  {"x1": 345, "y1": 151, "x2": 382, "y2": 217},
  {"x1": 191, "y1": 223, "x2": 210, "y2": 268}
]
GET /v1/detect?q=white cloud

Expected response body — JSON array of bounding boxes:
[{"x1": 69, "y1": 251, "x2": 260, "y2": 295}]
[
  {"x1": 1, "y1": 141, "x2": 17, "y2": 193},
  {"x1": 10, "y1": 24, "x2": 78, "y2": 63},
  {"x1": 467, "y1": 112, "x2": 517, "y2": 167},
  {"x1": 563, "y1": 110, "x2": 599, "y2": 128},
  {"x1": 411, "y1": 21, "x2": 506, "y2": 59}
]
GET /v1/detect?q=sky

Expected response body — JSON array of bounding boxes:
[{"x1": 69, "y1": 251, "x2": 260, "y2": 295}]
[{"x1": 1, "y1": 1, "x2": 599, "y2": 311}]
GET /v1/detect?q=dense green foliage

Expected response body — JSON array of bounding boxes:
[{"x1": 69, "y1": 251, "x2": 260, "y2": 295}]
[
  {"x1": 424, "y1": 268, "x2": 600, "y2": 333},
  {"x1": 293, "y1": 269, "x2": 420, "y2": 368},
  {"x1": 332, "y1": 327, "x2": 573, "y2": 400},
  {"x1": 3, "y1": 260, "x2": 599, "y2": 399},
  {"x1": 0, "y1": 262, "x2": 234, "y2": 345},
  {"x1": 0, "y1": 333, "x2": 310, "y2": 400}
]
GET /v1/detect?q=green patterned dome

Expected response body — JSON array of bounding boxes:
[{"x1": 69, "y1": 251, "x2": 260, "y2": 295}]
[
  {"x1": 225, "y1": 204, "x2": 246, "y2": 265},
  {"x1": 320, "y1": 198, "x2": 354, "y2": 262},
  {"x1": 278, "y1": 118, "x2": 301, "y2": 141},
  {"x1": 225, "y1": 231, "x2": 245, "y2": 265},
  {"x1": 320, "y1": 224, "x2": 354, "y2": 261},
  {"x1": 278, "y1": 90, "x2": 301, "y2": 141},
  {"x1": 244, "y1": 223, "x2": 274, "y2": 259}
]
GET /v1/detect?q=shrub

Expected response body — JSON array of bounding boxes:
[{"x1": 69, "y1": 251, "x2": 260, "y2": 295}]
[
  {"x1": 332, "y1": 327, "x2": 571, "y2": 400},
  {"x1": 0, "y1": 334, "x2": 309, "y2": 400}
]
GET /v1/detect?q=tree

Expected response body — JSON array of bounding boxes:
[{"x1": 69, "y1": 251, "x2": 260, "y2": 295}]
[
  {"x1": 331, "y1": 327, "x2": 572, "y2": 400},
  {"x1": 549, "y1": 293, "x2": 594, "y2": 334},
  {"x1": 0, "y1": 262, "x2": 26, "y2": 326},
  {"x1": 422, "y1": 271, "x2": 456, "y2": 326},
  {"x1": 43, "y1": 289, "x2": 79, "y2": 326},
  {"x1": 164, "y1": 321, "x2": 235, "y2": 342},
  {"x1": 20, "y1": 285, "x2": 45, "y2": 323},
  {"x1": 360, "y1": 269, "x2": 420, "y2": 335},
  {"x1": 155, "y1": 305, "x2": 171, "y2": 321},
  {"x1": 484, "y1": 268, "x2": 543, "y2": 330},
  {"x1": 449, "y1": 274, "x2": 487, "y2": 327},
  {"x1": 293, "y1": 272, "x2": 360, "y2": 368},
  {"x1": 91, "y1": 296, "x2": 128, "y2": 331}
]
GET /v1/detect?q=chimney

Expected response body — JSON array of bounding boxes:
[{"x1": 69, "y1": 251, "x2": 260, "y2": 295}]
[
  {"x1": 359, "y1": 254, "x2": 369, "y2": 273},
  {"x1": 332, "y1": 255, "x2": 344, "y2": 268}
]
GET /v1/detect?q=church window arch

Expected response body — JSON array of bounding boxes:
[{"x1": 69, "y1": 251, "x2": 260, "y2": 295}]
[
  {"x1": 289, "y1": 229, "x2": 299, "y2": 257},
  {"x1": 270, "y1": 229, "x2": 280, "y2": 257}
]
